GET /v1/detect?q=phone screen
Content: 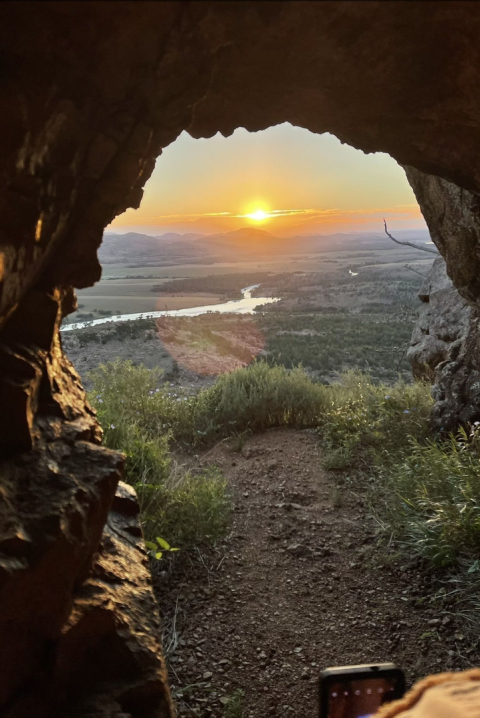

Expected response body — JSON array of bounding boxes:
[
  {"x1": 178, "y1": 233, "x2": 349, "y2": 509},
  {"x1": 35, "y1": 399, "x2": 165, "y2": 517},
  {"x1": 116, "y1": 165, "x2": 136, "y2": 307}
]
[{"x1": 326, "y1": 676, "x2": 400, "y2": 718}]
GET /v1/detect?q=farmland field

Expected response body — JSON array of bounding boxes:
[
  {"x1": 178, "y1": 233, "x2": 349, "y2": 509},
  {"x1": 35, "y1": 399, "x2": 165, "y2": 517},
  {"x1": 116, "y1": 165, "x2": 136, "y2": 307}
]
[
  {"x1": 64, "y1": 232, "x2": 434, "y2": 386},
  {"x1": 72, "y1": 242, "x2": 433, "y2": 323}
]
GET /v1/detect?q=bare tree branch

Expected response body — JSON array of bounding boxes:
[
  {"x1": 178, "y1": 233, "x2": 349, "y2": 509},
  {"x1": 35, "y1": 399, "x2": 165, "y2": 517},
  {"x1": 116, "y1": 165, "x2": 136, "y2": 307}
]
[
  {"x1": 383, "y1": 219, "x2": 439, "y2": 255},
  {"x1": 403, "y1": 263, "x2": 428, "y2": 278}
]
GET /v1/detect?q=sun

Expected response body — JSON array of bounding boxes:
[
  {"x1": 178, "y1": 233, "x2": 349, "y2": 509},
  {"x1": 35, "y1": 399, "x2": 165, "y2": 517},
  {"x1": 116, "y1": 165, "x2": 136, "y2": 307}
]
[{"x1": 245, "y1": 209, "x2": 270, "y2": 222}]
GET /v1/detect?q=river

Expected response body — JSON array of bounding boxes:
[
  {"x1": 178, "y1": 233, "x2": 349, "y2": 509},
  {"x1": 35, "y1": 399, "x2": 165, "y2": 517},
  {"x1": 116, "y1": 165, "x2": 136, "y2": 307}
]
[{"x1": 61, "y1": 285, "x2": 280, "y2": 332}]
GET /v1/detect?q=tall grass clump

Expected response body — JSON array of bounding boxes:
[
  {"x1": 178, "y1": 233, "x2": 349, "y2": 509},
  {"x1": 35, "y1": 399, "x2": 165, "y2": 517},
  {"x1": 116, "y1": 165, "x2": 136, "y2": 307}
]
[
  {"x1": 379, "y1": 429, "x2": 480, "y2": 568},
  {"x1": 319, "y1": 370, "x2": 433, "y2": 469},
  {"x1": 89, "y1": 359, "x2": 328, "y2": 449},
  {"x1": 187, "y1": 361, "x2": 329, "y2": 444},
  {"x1": 137, "y1": 466, "x2": 230, "y2": 549},
  {"x1": 88, "y1": 360, "x2": 230, "y2": 549},
  {"x1": 319, "y1": 371, "x2": 480, "y2": 576},
  {"x1": 89, "y1": 359, "x2": 193, "y2": 442}
]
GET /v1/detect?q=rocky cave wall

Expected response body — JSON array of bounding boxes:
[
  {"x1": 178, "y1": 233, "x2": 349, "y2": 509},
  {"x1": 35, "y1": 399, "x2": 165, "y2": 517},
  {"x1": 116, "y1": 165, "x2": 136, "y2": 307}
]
[
  {"x1": 407, "y1": 255, "x2": 480, "y2": 431},
  {"x1": 404, "y1": 168, "x2": 480, "y2": 431},
  {"x1": 2, "y1": 2, "x2": 480, "y2": 716}
]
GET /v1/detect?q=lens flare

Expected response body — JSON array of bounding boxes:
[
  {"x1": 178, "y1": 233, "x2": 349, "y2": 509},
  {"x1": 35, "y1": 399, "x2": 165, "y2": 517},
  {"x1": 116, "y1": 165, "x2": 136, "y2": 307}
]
[{"x1": 156, "y1": 315, "x2": 265, "y2": 376}]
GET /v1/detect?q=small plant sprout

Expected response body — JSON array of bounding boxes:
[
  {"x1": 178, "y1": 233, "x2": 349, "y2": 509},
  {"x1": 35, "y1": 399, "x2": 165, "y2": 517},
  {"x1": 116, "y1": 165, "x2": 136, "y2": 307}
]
[
  {"x1": 221, "y1": 689, "x2": 245, "y2": 718},
  {"x1": 144, "y1": 537, "x2": 180, "y2": 561}
]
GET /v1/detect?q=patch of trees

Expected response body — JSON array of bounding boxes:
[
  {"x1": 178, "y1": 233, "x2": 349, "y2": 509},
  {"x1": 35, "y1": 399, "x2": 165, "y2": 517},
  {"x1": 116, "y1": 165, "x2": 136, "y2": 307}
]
[
  {"x1": 258, "y1": 312, "x2": 414, "y2": 380},
  {"x1": 151, "y1": 273, "x2": 276, "y2": 298}
]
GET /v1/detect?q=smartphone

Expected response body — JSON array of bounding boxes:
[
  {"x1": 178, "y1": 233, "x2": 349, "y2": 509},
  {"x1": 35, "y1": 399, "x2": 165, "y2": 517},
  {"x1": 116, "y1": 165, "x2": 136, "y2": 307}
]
[{"x1": 319, "y1": 663, "x2": 406, "y2": 718}]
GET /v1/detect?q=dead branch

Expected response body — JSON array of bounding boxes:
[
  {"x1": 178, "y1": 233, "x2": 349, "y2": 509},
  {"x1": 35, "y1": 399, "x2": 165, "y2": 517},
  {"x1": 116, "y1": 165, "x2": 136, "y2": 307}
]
[
  {"x1": 403, "y1": 263, "x2": 428, "y2": 279},
  {"x1": 383, "y1": 219, "x2": 439, "y2": 255}
]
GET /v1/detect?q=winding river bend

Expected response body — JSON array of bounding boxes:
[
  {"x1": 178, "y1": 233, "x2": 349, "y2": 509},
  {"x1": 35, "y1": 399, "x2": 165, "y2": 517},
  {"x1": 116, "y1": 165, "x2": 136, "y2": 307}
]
[{"x1": 61, "y1": 285, "x2": 280, "y2": 332}]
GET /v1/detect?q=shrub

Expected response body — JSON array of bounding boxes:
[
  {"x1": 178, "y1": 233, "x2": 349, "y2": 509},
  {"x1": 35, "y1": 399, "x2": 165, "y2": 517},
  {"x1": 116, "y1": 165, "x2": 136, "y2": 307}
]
[
  {"x1": 110, "y1": 318, "x2": 156, "y2": 340},
  {"x1": 90, "y1": 360, "x2": 164, "y2": 431},
  {"x1": 89, "y1": 359, "x2": 192, "y2": 442},
  {"x1": 106, "y1": 419, "x2": 172, "y2": 487},
  {"x1": 78, "y1": 329, "x2": 99, "y2": 345}
]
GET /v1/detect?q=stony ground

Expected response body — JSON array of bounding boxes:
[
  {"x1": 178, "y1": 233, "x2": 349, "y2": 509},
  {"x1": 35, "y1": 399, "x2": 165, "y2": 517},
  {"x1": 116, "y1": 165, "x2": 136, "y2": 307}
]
[{"x1": 154, "y1": 429, "x2": 480, "y2": 718}]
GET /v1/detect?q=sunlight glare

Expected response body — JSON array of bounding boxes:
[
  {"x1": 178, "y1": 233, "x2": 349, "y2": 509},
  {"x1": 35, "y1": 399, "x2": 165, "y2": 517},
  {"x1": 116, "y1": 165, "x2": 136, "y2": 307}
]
[{"x1": 245, "y1": 209, "x2": 269, "y2": 222}]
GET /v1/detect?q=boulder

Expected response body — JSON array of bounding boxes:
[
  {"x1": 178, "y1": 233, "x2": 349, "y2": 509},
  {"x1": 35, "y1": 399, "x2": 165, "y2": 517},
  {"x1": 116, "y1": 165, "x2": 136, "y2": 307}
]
[
  {"x1": 59, "y1": 482, "x2": 173, "y2": 718},
  {"x1": 0, "y1": 473, "x2": 175, "y2": 717}
]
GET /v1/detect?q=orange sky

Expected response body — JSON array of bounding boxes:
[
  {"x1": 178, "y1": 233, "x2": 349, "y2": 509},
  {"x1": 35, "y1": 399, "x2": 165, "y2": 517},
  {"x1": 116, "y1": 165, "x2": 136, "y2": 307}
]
[{"x1": 109, "y1": 124, "x2": 426, "y2": 237}]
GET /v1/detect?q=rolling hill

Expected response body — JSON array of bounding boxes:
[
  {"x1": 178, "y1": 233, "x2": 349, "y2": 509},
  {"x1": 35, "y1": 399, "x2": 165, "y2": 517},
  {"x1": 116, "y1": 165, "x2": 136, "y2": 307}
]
[{"x1": 100, "y1": 227, "x2": 431, "y2": 266}]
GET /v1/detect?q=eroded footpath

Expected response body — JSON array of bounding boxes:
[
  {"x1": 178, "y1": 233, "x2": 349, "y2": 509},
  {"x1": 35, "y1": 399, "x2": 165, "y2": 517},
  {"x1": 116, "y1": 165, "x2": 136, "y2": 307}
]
[{"x1": 156, "y1": 430, "x2": 479, "y2": 718}]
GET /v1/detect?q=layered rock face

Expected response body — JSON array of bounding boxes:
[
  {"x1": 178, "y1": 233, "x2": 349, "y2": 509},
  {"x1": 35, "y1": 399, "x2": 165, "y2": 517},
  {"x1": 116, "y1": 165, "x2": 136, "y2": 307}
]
[
  {"x1": 431, "y1": 311, "x2": 480, "y2": 432},
  {"x1": 405, "y1": 168, "x2": 480, "y2": 306},
  {"x1": 2, "y1": 1, "x2": 480, "y2": 715},
  {"x1": 407, "y1": 257, "x2": 480, "y2": 431},
  {"x1": 405, "y1": 168, "x2": 480, "y2": 431},
  {"x1": 0, "y1": 290, "x2": 174, "y2": 715},
  {"x1": 408, "y1": 258, "x2": 472, "y2": 382}
]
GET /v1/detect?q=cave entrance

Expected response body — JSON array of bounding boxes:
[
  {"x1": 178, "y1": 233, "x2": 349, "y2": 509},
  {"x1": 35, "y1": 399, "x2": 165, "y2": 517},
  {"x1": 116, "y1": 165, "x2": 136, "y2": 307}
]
[
  {"x1": 3, "y1": 3, "x2": 480, "y2": 717},
  {"x1": 64, "y1": 123, "x2": 431, "y2": 384},
  {"x1": 58, "y1": 123, "x2": 437, "y2": 714}
]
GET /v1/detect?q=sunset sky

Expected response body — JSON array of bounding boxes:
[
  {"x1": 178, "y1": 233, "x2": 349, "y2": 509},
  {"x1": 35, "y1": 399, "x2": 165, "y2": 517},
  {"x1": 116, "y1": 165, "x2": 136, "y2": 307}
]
[{"x1": 108, "y1": 123, "x2": 427, "y2": 237}]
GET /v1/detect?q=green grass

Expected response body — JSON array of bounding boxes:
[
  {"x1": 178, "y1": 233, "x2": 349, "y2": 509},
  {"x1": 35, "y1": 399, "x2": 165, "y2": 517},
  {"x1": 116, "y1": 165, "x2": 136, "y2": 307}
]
[
  {"x1": 88, "y1": 359, "x2": 328, "y2": 553},
  {"x1": 89, "y1": 360, "x2": 231, "y2": 550},
  {"x1": 137, "y1": 466, "x2": 230, "y2": 548},
  {"x1": 319, "y1": 370, "x2": 432, "y2": 466},
  {"x1": 378, "y1": 430, "x2": 480, "y2": 567},
  {"x1": 89, "y1": 359, "x2": 480, "y2": 580},
  {"x1": 186, "y1": 361, "x2": 328, "y2": 443},
  {"x1": 319, "y1": 372, "x2": 480, "y2": 573},
  {"x1": 222, "y1": 689, "x2": 245, "y2": 718},
  {"x1": 90, "y1": 359, "x2": 328, "y2": 448}
]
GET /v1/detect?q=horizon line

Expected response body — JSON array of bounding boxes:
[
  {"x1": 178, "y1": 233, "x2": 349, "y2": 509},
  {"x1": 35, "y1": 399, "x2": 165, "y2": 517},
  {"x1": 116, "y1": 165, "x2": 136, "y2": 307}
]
[{"x1": 103, "y1": 226, "x2": 430, "y2": 239}]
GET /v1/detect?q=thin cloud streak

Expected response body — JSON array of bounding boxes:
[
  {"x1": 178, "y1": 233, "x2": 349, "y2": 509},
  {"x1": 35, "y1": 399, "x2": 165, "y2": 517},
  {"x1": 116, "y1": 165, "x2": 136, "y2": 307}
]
[
  {"x1": 142, "y1": 211, "x2": 231, "y2": 219},
  {"x1": 134, "y1": 204, "x2": 421, "y2": 224},
  {"x1": 109, "y1": 198, "x2": 426, "y2": 237},
  {"x1": 287, "y1": 206, "x2": 422, "y2": 226}
]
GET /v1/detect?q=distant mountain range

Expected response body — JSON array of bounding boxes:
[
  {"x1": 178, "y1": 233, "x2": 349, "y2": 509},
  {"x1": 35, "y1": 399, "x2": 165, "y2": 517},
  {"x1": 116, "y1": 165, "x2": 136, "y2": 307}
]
[{"x1": 100, "y1": 227, "x2": 432, "y2": 266}]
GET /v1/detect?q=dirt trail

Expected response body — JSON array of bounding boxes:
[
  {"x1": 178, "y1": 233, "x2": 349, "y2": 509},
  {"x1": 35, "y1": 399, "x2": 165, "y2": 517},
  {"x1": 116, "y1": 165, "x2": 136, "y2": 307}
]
[{"x1": 157, "y1": 430, "x2": 478, "y2": 718}]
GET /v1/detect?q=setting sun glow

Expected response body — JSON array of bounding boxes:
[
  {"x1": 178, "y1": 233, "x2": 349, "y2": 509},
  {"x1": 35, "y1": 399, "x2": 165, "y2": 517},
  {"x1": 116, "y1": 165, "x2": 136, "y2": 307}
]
[
  {"x1": 245, "y1": 209, "x2": 269, "y2": 222},
  {"x1": 108, "y1": 125, "x2": 426, "y2": 236}
]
